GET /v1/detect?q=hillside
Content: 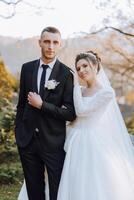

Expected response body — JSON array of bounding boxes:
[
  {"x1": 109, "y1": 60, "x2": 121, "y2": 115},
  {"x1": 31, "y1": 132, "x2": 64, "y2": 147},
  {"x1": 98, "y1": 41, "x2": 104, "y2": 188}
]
[{"x1": 0, "y1": 29, "x2": 134, "y2": 96}]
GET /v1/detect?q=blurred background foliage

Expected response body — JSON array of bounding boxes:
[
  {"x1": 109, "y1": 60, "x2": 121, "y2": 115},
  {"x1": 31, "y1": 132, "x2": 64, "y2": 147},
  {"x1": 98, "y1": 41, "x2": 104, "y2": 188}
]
[
  {"x1": 0, "y1": 57, "x2": 17, "y2": 102},
  {"x1": 0, "y1": 58, "x2": 23, "y2": 189}
]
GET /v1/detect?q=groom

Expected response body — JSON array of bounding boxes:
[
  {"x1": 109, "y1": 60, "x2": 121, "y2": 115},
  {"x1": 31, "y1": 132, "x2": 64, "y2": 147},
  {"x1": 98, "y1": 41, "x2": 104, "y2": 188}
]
[{"x1": 15, "y1": 26, "x2": 76, "y2": 200}]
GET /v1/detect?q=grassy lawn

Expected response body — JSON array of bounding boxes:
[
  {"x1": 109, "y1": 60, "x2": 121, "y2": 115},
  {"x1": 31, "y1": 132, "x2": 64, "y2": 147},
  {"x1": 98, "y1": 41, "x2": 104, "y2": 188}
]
[
  {"x1": 0, "y1": 183, "x2": 22, "y2": 200},
  {"x1": 0, "y1": 148, "x2": 23, "y2": 200}
]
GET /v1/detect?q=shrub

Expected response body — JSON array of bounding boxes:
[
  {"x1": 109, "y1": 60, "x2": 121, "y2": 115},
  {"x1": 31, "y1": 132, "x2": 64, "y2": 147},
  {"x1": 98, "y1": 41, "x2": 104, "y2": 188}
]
[
  {"x1": 0, "y1": 99, "x2": 16, "y2": 151},
  {"x1": 0, "y1": 164, "x2": 23, "y2": 184}
]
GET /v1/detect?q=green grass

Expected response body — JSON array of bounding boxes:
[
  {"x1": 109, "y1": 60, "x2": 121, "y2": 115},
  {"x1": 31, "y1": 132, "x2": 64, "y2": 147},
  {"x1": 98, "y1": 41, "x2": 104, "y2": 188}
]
[{"x1": 0, "y1": 183, "x2": 22, "y2": 200}]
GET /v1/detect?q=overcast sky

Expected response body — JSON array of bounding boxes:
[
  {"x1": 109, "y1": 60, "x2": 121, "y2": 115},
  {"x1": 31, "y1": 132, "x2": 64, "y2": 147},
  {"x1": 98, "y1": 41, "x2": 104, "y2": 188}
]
[{"x1": 0, "y1": 0, "x2": 133, "y2": 38}]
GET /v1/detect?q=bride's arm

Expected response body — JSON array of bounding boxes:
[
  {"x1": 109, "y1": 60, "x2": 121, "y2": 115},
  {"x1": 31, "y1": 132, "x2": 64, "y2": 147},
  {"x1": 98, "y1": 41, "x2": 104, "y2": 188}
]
[{"x1": 74, "y1": 85, "x2": 115, "y2": 117}]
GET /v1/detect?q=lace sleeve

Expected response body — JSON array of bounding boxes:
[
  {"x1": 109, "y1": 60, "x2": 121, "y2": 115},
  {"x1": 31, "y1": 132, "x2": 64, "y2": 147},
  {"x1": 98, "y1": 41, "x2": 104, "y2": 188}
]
[{"x1": 74, "y1": 85, "x2": 115, "y2": 117}]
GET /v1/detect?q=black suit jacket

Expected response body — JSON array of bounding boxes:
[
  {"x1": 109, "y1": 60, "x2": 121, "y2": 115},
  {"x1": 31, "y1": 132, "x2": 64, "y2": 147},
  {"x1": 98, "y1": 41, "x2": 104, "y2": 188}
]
[{"x1": 15, "y1": 59, "x2": 76, "y2": 151}]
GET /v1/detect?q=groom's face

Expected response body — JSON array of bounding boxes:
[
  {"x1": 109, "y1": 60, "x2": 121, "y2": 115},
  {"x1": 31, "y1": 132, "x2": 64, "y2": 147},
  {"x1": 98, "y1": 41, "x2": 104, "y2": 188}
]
[{"x1": 39, "y1": 31, "x2": 61, "y2": 62}]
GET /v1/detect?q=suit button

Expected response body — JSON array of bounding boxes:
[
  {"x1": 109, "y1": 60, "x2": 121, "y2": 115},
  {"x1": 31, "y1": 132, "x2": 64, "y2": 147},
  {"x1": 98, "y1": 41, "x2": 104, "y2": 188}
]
[{"x1": 35, "y1": 128, "x2": 39, "y2": 132}]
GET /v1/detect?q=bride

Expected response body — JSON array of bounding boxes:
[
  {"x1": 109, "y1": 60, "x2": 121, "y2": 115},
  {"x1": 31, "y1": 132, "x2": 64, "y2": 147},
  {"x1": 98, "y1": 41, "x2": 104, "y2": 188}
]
[{"x1": 18, "y1": 51, "x2": 134, "y2": 200}]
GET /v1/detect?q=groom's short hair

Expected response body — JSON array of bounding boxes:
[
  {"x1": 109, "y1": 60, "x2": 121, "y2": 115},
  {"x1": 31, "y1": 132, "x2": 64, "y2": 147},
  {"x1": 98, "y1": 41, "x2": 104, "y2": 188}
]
[{"x1": 41, "y1": 26, "x2": 61, "y2": 37}]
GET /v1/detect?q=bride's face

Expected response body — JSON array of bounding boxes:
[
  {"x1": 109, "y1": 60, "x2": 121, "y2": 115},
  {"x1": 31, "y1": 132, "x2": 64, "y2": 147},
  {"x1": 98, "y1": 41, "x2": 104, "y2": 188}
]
[{"x1": 76, "y1": 58, "x2": 97, "y2": 83}]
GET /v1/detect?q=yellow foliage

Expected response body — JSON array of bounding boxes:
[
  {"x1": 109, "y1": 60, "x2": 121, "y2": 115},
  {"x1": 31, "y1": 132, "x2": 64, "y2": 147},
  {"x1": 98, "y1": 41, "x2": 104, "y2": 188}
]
[
  {"x1": 125, "y1": 90, "x2": 134, "y2": 105},
  {"x1": 0, "y1": 56, "x2": 16, "y2": 101}
]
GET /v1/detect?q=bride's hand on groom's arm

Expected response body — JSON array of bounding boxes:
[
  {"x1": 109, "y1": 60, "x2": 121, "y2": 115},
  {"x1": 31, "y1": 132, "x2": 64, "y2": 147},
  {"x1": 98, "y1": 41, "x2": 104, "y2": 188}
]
[{"x1": 27, "y1": 92, "x2": 43, "y2": 109}]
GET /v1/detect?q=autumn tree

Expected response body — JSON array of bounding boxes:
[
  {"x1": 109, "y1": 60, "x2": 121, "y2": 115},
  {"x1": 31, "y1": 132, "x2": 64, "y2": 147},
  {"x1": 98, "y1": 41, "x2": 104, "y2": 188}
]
[
  {"x1": 77, "y1": 0, "x2": 134, "y2": 93},
  {"x1": 0, "y1": 56, "x2": 16, "y2": 108},
  {"x1": 0, "y1": 0, "x2": 53, "y2": 19}
]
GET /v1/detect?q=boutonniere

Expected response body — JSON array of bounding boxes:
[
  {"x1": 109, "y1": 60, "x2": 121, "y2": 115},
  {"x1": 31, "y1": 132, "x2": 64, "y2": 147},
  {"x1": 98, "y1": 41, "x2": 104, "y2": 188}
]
[{"x1": 45, "y1": 80, "x2": 60, "y2": 90}]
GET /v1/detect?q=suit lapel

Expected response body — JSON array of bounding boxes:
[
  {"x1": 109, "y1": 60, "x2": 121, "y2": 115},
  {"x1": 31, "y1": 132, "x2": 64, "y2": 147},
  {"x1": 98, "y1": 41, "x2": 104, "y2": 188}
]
[
  {"x1": 44, "y1": 59, "x2": 60, "y2": 100},
  {"x1": 32, "y1": 60, "x2": 39, "y2": 93}
]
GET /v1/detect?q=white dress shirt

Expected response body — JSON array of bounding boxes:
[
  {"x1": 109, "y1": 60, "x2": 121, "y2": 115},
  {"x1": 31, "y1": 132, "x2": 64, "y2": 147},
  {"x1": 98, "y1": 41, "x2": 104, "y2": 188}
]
[{"x1": 37, "y1": 57, "x2": 57, "y2": 93}]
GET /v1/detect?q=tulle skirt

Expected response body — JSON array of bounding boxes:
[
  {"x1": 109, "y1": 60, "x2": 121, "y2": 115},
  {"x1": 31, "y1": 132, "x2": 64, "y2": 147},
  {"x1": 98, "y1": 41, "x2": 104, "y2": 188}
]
[{"x1": 57, "y1": 127, "x2": 134, "y2": 200}]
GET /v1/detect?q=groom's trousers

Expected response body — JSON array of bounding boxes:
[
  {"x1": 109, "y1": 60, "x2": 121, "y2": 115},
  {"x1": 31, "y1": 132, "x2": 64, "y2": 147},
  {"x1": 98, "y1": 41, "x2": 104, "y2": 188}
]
[{"x1": 18, "y1": 132, "x2": 65, "y2": 200}]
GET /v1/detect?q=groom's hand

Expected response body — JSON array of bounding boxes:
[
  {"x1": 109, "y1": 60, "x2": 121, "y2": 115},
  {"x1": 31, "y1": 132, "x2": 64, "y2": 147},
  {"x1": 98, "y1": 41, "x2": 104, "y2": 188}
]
[{"x1": 28, "y1": 92, "x2": 43, "y2": 109}]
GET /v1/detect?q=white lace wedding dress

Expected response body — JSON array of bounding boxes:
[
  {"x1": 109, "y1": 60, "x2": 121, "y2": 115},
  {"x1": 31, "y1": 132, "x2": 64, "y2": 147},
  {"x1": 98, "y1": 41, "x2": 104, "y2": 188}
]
[
  {"x1": 18, "y1": 84, "x2": 134, "y2": 200},
  {"x1": 57, "y1": 85, "x2": 134, "y2": 200}
]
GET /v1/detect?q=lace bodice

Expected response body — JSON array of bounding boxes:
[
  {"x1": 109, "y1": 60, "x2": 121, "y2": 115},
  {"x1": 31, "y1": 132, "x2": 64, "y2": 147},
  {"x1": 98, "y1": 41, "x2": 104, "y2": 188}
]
[{"x1": 73, "y1": 85, "x2": 115, "y2": 128}]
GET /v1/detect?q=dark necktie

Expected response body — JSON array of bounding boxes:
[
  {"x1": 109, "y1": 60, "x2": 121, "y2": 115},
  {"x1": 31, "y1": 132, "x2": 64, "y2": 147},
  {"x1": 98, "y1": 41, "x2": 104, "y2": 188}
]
[{"x1": 39, "y1": 64, "x2": 49, "y2": 98}]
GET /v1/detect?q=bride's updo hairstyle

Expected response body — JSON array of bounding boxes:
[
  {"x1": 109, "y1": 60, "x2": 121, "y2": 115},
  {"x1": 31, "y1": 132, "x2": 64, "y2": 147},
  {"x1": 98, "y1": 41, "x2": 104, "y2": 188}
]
[{"x1": 75, "y1": 51, "x2": 101, "y2": 73}]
